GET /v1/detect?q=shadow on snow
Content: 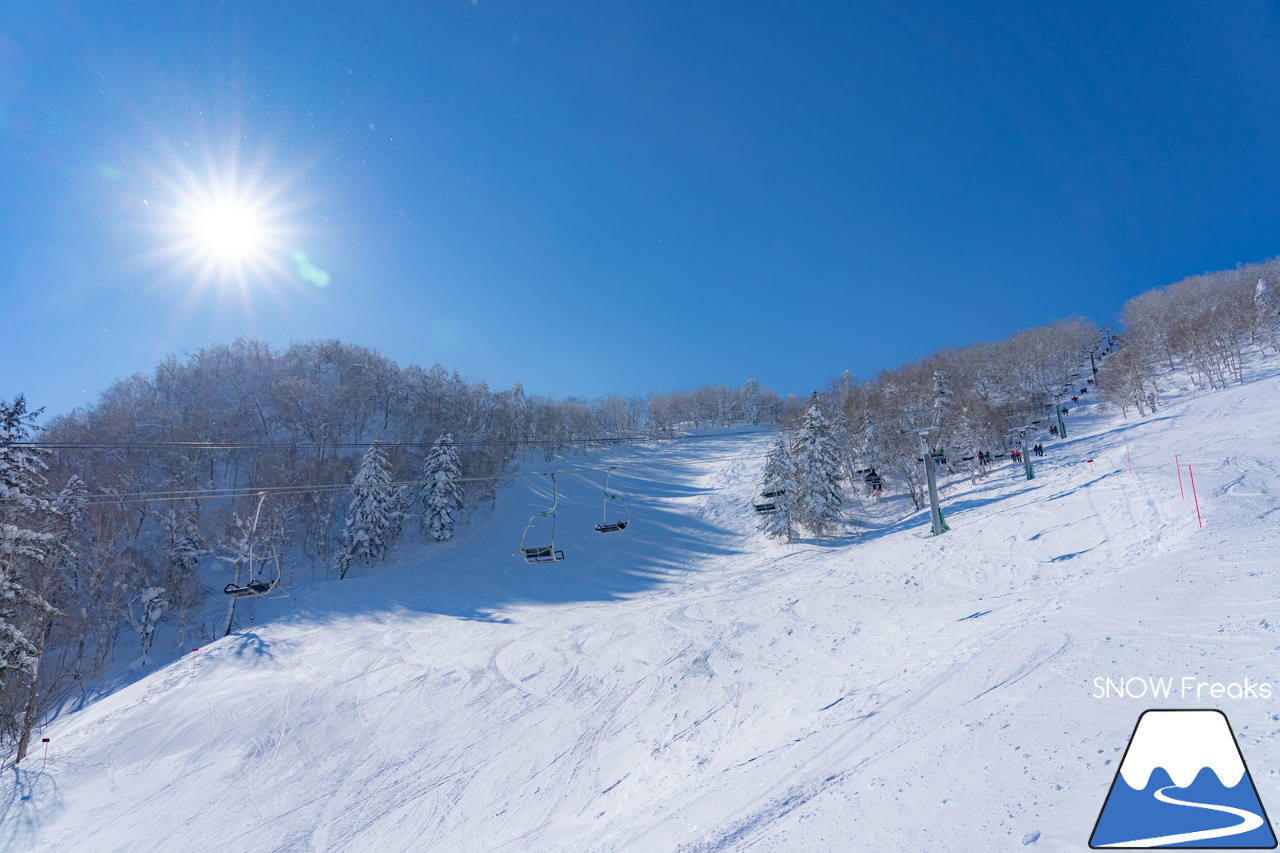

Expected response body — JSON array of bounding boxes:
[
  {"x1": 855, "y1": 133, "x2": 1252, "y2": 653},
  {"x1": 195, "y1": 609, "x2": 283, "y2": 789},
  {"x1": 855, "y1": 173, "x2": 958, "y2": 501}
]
[{"x1": 245, "y1": 440, "x2": 749, "y2": 625}]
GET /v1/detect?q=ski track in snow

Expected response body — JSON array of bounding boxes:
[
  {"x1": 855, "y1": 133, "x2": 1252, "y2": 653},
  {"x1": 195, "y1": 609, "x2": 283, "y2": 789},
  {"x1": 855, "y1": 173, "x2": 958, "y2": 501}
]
[{"x1": 5, "y1": 362, "x2": 1280, "y2": 851}]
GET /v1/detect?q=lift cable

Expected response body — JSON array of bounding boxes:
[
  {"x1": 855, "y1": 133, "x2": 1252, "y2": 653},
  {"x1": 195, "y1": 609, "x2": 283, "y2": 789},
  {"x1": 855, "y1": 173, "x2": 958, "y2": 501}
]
[
  {"x1": 9, "y1": 450, "x2": 772, "y2": 507},
  {"x1": 10, "y1": 425, "x2": 795, "y2": 453}
]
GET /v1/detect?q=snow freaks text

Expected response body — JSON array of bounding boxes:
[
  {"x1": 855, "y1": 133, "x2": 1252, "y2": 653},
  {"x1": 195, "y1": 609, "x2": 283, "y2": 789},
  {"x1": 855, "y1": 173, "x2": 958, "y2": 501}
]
[{"x1": 1091, "y1": 677, "x2": 1274, "y2": 700}]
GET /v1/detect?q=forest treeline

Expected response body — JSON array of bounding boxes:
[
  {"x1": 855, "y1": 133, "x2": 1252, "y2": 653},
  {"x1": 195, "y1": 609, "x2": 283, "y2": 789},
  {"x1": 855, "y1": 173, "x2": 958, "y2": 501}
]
[
  {"x1": 778, "y1": 257, "x2": 1280, "y2": 520},
  {"x1": 2, "y1": 256, "x2": 1278, "y2": 763},
  {"x1": 0, "y1": 340, "x2": 780, "y2": 761}
]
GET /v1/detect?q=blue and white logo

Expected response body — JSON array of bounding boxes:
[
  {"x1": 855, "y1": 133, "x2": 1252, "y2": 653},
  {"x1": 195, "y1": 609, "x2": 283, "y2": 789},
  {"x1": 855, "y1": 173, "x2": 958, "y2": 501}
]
[{"x1": 1091, "y1": 709, "x2": 1276, "y2": 848}]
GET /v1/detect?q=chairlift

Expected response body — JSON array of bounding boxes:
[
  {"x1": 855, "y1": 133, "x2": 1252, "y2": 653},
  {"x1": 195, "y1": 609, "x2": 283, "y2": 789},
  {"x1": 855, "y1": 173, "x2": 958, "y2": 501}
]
[
  {"x1": 752, "y1": 483, "x2": 785, "y2": 513},
  {"x1": 223, "y1": 493, "x2": 289, "y2": 600},
  {"x1": 520, "y1": 474, "x2": 565, "y2": 563},
  {"x1": 224, "y1": 578, "x2": 283, "y2": 599},
  {"x1": 595, "y1": 469, "x2": 630, "y2": 533}
]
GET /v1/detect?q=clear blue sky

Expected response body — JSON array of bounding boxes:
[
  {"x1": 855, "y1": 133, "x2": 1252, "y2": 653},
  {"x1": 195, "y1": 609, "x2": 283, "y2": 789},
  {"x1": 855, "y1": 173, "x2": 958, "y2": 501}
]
[{"x1": 4, "y1": 1, "x2": 1280, "y2": 418}]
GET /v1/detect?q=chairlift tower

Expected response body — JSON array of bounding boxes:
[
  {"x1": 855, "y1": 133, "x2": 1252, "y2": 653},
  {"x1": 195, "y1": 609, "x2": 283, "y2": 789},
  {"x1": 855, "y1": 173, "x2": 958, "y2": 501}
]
[
  {"x1": 899, "y1": 406, "x2": 949, "y2": 536},
  {"x1": 1100, "y1": 324, "x2": 1115, "y2": 351},
  {"x1": 1005, "y1": 416, "x2": 1035, "y2": 481},
  {"x1": 1044, "y1": 387, "x2": 1068, "y2": 440}
]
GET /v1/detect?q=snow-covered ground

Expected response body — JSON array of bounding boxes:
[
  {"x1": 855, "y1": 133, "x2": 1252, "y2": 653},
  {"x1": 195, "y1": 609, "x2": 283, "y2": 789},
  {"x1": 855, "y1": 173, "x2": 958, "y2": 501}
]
[{"x1": 5, "y1": 367, "x2": 1280, "y2": 852}]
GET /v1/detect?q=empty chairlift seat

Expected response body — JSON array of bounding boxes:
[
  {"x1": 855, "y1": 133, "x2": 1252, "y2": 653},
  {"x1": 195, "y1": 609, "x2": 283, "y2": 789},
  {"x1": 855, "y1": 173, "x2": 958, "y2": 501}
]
[
  {"x1": 595, "y1": 469, "x2": 630, "y2": 533},
  {"x1": 752, "y1": 483, "x2": 784, "y2": 513},
  {"x1": 520, "y1": 474, "x2": 565, "y2": 563}
]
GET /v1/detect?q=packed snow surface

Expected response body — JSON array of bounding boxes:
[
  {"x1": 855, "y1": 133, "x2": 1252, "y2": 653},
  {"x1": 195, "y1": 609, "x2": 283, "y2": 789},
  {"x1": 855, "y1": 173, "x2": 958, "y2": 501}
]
[{"x1": 5, "y1": 367, "x2": 1280, "y2": 851}]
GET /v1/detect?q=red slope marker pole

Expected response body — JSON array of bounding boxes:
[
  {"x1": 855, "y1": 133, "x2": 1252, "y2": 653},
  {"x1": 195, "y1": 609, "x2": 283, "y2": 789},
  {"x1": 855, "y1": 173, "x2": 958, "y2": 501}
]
[
  {"x1": 1127, "y1": 444, "x2": 1133, "y2": 475},
  {"x1": 1188, "y1": 464, "x2": 1203, "y2": 528},
  {"x1": 1175, "y1": 454, "x2": 1185, "y2": 499},
  {"x1": 41, "y1": 737, "x2": 50, "y2": 770}
]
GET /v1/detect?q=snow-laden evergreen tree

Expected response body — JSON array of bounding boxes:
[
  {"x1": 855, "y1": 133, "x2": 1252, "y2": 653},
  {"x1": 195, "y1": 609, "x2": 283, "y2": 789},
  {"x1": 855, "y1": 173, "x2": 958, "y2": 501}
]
[
  {"x1": 857, "y1": 403, "x2": 879, "y2": 470},
  {"x1": 53, "y1": 474, "x2": 87, "y2": 537},
  {"x1": 757, "y1": 434, "x2": 796, "y2": 542},
  {"x1": 932, "y1": 369, "x2": 952, "y2": 411},
  {"x1": 157, "y1": 501, "x2": 207, "y2": 648},
  {"x1": 950, "y1": 406, "x2": 984, "y2": 481},
  {"x1": 126, "y1": 586, "x2": 167, "y2": 665},
  {"x1": 0, "y1": 397, "x2": 55, "y2": 677},
  {"x1": 855, "y1": 402, "x2": 885, "y2": 489},
  {"x1": 336, "y1": 438, "x2": 398, "y2": 579},
  {"x1": 932, "y1": 368, "x2": 952, "y2": 440},
  {"x1": 1256, "y1": 278, "x2": 1280, "y2": 353},
  {"x1": 831, "y1": 407, "x2": 857, "y2": 486},
  {"x1": 0, "y1": 396, "x2": 58, "y2": 762},
  {"x1": 743, "y1": 377, "x2": 763, "y2": 425},
  {"x1": 421, "y1": 433, "x2": 464, "y2": 542},
  {"x1": 791, "y1": 392, "x2": 844, "y2": 542},
  {"x1": 158, "y1": 501, "x2": 206, "y2": 582}
]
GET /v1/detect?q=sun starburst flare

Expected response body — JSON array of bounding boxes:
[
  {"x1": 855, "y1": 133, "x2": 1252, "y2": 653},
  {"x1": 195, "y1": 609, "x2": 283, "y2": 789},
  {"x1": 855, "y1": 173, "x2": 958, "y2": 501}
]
[
  {"x1": 161, "y1": 166, "x2": 291, "y2": 289},
  {"x1": 140, "y1": 141, "x2": 327, "y2": 324}
]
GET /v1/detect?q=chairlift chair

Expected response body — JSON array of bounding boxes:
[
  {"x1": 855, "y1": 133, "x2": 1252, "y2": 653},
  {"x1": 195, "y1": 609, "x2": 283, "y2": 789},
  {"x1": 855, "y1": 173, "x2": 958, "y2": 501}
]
[
  {"x1": 224, "y1": 577, "x2": 287, "y2": 600},
  {"x1": 752, "y1": 483, "x2": 784, "y2": 513},
  {"x1": 223, "y1": 493, "x2": 290, "y2": 600},
  {"x1": 595, "y1": 469, "x2": 630, "y2": 533},
  {"x1": 520, "y1": 474, "x2": 565, "y2": 563}
]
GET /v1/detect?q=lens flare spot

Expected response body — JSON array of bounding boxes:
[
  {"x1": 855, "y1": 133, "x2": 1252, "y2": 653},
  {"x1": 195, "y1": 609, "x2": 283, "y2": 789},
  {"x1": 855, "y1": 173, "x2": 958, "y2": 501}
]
[
  {"x1": 291, "y1": 251, "x2": 331, "y2": 288},
  {"x1": 96, "y1": 163, "x2": 124, "y2": 183}
]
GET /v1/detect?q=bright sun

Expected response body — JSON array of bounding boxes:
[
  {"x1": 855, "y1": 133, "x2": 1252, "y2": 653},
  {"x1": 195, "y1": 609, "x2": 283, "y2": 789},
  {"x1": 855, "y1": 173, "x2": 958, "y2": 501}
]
[
  {"x1": 145, "y1": 145, "x2": 306, "y2": 299},
  {"x1": 192, "y1": 201, "x2": 266, "y2": 260},
  {"x1": 172, "y1": 187, "x2": 280, "y2": 279}
]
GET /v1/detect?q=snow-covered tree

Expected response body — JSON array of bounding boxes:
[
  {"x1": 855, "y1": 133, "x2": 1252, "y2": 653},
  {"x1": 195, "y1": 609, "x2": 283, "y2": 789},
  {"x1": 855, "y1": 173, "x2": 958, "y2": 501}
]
[
  {"x1": 157, "y1": 502, "x2": 207, "y2": 648},
  {"x1": 791, "y1": 392, "x2": 844, "y2": 542},
  {"x1": 53, "y1": 475, "x2": 87, "y2": 538},
  {"x1": 830, "y1": 407, "x2": 857, "y2": 485},
  {"x1": 336, "y1": 439, "x2": 398, "y2": 579},
  {"x1": 931, "y1": 368, "x2": 954, "y2": 460},
  {"x1": 160, "y1": 505, "x2": 206, "y2": 579},
  {"x1": 126, "y1": 586, "x2": 167, "y2": 666},
  {"x1": 757, "y1": 434, "x2": 796, "y2": 542},
  {"x1": 42, "y1": 478, "x2": 133, "y2": 702},
  {"x1": 743, "y1": 377, "x2": 763, "y2": 425},
  {"x1": 932, "y1": 369, "x2": 952, "y2": 411},
  {"x1": 1255, "y1": 277, "x2": 1280, "y2": 353},
  {"x1": 856, "y1": 403, "x2": 879, "y2": 470},
  {"x1": 218, "y1": 504, "x2": 259, "y2": 638},
  {"x1": 950, "y1": 406, "x2": 984, "y2": 480},
  {"x1": 421, "y1": 434, "x2": 464, "y2": 542},
  {"x1": 0, "y1": 395, "x2": 58, "y2": 762},
  {"x1": 0, "y1": 396, "x2": 55, "y2": 673},
  {"x1": 1100, "y1": 340, "x2": 1161, "y2": 418}
]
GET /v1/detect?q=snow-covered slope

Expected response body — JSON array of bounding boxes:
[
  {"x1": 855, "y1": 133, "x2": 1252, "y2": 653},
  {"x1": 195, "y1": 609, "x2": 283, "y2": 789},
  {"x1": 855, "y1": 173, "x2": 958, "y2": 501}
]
[{"x1": 5, "y1": 368, "x2": 1280, "y2": 852}]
